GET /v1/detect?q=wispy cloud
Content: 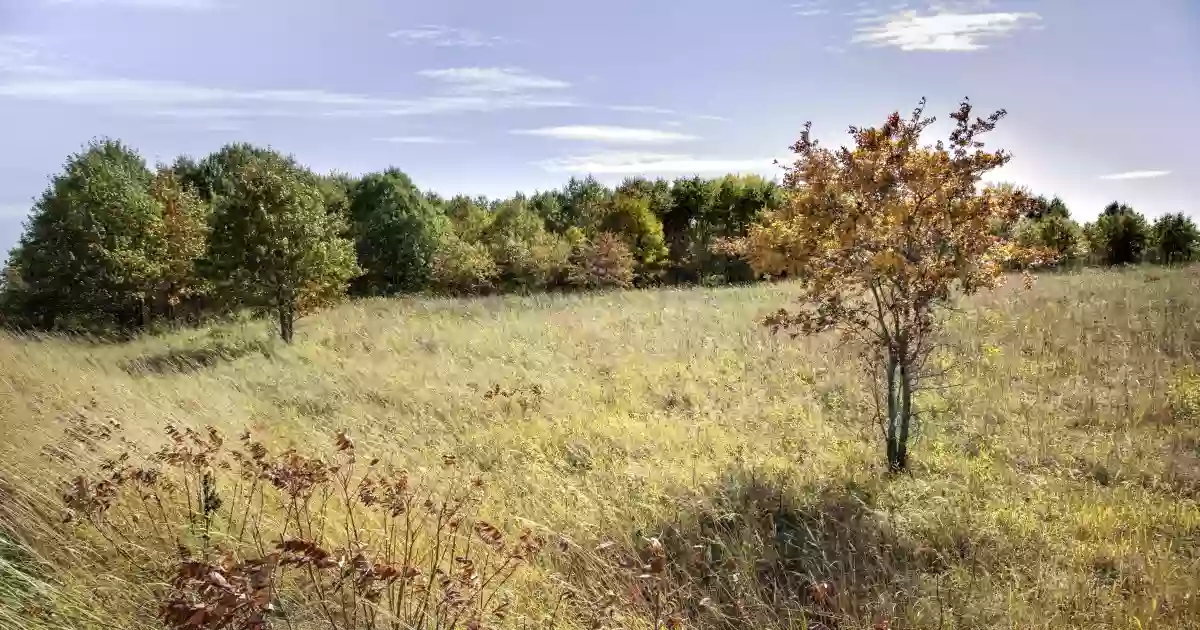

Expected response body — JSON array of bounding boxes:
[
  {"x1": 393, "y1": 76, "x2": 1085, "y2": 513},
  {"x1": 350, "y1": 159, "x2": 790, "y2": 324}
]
[
  {"x1": 417, "y1": 67, "x2": 570, "y2": 94},
  {"x1": 1098, "y1": 170, "x2": 1171, "y2": 181},
  {"x1": 692, "y1": 114, "x2": 729, "y2": 122},
  {"x1": 791, "y1": 1, "x2": 829, "y2": 16},
  {"x1": 608, "y1": 104, "x2": 677, "y2": 115},
  {"x1": 537, "y1": 151, "x2": 780, "y2": 175},
  {"x1": 43, "y1": 0, "x2": 217, "y2": 9},
  {"x1": 374, "y1": 136, "x2": 464, "y2": 145},
  {"x1": 514, "y1": 126, "x2": 697, "y2": 144},
  {"x1": 389, "y1": 25, "x2": 514, "y2": 48},
  {"x1": 0, "y1": 37, "x2": 62, "y2": 75},
  {"x1": 852, "y1": 9, "x2": 1040, "y2": 51},
  {"x1": 0, "y1": 70, "x2": 578, "y2": 118}
]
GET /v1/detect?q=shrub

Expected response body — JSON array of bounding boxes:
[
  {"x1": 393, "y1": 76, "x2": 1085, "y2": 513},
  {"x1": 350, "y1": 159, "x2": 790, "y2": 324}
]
[
  {"x1": 567, "y1": 232, "x2": 636, "y2": 290},
  {"x1": 62, "y1": 426, "x2": 545, "y2": 630}
]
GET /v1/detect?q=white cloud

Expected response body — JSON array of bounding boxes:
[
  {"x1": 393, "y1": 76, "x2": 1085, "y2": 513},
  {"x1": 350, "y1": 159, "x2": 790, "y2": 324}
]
[
  {"x1": 608, "y1": 104, "x2": 677, "y2": 115},
  {"x1": 0, "y1": 75, "x2": 578, "y2": 118},
  {"x1": 795, "y1": 8, "x2": 829, "y2": 16},
  {"x1": 43, "y1": 0, "x2": 216, "y2": 8},
  {"x1": 0, "y1": 36, "x2": 61, "y2": 75},
  {"x1": 853, "y1": 10, "x2": 1040, "y2": 51},
  {"x1": 374, "y1": 136, "x2": 464, "y2": 144},
  {"x1": 514, "y1": 126, "x2": 698, "y2": 144},
  {"x1": 1098, "y1": 170, "x2": 1171, "y2": 181},
  {"x1": 537, "y1": 151, "x2": 781, "y2": 175},
  {"x1": 693, "y1": 114, "x2": 729, "y2": 122},
  {"x1": 417, "y1": 67, "x2": 569, "y2": 94},
  {"x1": 389, "y1": 25, "x2": 513, "y2": 48}
]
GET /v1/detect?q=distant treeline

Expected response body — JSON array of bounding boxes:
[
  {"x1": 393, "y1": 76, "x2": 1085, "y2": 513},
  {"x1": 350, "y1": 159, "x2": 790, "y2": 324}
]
[{"x1": 0, "y1": 139, "x2": 1196, "y2": 338}]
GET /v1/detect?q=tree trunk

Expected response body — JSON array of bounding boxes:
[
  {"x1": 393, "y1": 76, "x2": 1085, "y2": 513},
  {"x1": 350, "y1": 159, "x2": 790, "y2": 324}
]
[
  {"x1": 885, "y1": 349, "x2": 914, "y2": 474},
  {"x1": 278, "y1": 303, "x2": 295, "y2": 343},
  {"x1": 885, "y1": 352, "x2": 901, "y2": 472},
  {"x1": 896, "y1": 360, "x2": 913, "y2": 472}
]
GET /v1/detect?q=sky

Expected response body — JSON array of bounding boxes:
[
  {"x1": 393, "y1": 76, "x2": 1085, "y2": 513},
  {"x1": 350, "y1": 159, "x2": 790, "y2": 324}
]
[{"x1": 0, "y1": 0, "x2": 1197, "y2": 255}]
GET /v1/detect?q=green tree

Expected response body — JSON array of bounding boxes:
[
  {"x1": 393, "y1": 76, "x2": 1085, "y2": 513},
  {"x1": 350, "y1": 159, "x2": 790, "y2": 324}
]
[
  {"x1": 558, "y1": 176, "x2": 612, "y2": 234},
  {"x1": 600, "y1": 191, "x2": 669, "y2": 277},
  {"x1": 1087, "y1": 202, "x2": 1148, "y2": 265},
  {"x1": 444, "y1": 195, "x2": 494, "y2": 243},
  {"x1": 1150, "y1": 213, "x2": 1198, "y2": 265},
  {"x1": 347, "y1": 168, "x2": 446, "y2": 295},
  {"x1": 1, "y1": 139, "x2": 165, "y2": 332},
  {"x1": 485, "y1": 197, "x2": 570, "y2": 290},
  {"x1": 1026, "y1": 195, "x2": 1070, "y2": 219},
  {"x1": 207, "y1": 151, "x2": 358, "y2": 343},
  {"x1": 1013, "y1": 213, "x2": 1083, "y2": 265},
  {"x1": 430, "y1": 229, "x2": 498, "y2": 294},
  {"x1": 664, "y1": 176, "x2": 718, "y2": 282},
  {"x1": 190, "y1": 143, "x2": 284, "y2": 202}
]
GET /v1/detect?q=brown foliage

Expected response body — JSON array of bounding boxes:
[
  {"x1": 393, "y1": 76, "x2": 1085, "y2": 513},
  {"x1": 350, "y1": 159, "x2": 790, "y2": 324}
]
[
  {"x1": 61, "y1": 426, "x2": 545, "y2": 630},
  {"x1": 568, "y1": 232, "x2": 636, "y2": 290}
]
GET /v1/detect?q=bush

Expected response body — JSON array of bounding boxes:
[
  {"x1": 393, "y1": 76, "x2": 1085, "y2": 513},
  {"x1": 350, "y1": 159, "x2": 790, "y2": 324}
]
[
  {"x1": 62, "y1": 426, "x2": 546, "y2": 630},
  {"x1": 567, "y1": 232, "x2": 636, "y2": 289}
]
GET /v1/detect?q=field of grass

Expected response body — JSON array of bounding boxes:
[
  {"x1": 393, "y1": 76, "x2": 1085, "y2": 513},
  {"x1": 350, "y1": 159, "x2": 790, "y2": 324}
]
[{"x1": 1, "y1": 266, "x2": 1199, "y2": 629}]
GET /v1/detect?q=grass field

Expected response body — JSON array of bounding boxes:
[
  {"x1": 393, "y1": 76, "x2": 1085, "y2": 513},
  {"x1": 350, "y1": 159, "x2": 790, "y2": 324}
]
[{"x1": 1, "y1": 266, "x2": 1199, "y2": 629}]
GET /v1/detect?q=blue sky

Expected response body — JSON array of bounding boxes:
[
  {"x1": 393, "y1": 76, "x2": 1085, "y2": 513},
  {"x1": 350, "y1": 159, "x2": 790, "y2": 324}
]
[{"x1": 0, "y1": 0, "x2": 1197, "y2": 255}]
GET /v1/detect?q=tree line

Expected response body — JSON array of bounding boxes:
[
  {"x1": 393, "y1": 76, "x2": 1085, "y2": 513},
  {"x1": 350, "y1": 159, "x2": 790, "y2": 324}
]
[{"x1": 0, "y1": 139, "x2": 1196, "y2": 341}]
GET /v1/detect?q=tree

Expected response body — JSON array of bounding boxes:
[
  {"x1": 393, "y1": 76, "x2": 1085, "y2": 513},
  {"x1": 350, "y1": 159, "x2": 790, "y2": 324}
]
[
  {"x1": 206, "y1": 151, "x2": 358, "y2": 343},
  {"x1": 430, "y1": 229, "x2": 498, "y2": 294},
  {"x1": 738, "y1": 99, "x2": 1039, "y2": 473},
  {"x1": 1014, "y1": 213, "x2": 1083, "y2": 266},
  {"x1": 664, "y1": 176, "x2": 718, "y2": 282},
  {"x1": 1, "y1": 139, "x2": 165, "y2": 332},
  {"x1": 148, "y1": 167, "x2": 211, "y2": 321},
  {"x1": 1026, "y1": 195, "x2": 1069, "y2": 219},
  {"x1": 1087, "y1": 202, "x2": 1148, "y2": 265},
  {"x1": 347, "y1": 168, "x2": 445, "y2": 295},
  {"x1": 600, "y1": 191, "x2": 669, "y2": 277},
  {"x1": 1150, "y1": 213, "x2": 1198, "y2": 265},
  {"x1": 484, "y1": 197, "x2": 570, "y2": 290}
]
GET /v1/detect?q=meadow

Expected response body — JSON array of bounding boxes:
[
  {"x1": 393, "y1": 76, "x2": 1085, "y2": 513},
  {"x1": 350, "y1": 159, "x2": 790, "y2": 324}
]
[{"x1": 1, "y1": 265, "x2": 1198, "y2": 630}]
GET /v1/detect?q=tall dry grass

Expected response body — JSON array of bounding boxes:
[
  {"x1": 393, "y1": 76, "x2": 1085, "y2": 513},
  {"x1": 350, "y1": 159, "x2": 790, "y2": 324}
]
[{"x1": 1, "y1": 266, "x2": 1198, "y2": 629}]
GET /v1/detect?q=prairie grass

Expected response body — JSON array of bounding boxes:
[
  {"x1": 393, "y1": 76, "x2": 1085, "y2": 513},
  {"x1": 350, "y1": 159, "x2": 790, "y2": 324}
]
[{"x1": 1, "y1": 266, "x2": 1198, "y2": 629}]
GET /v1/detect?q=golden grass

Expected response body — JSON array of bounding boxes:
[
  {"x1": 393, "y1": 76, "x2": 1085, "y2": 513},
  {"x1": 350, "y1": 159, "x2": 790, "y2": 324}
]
[{"x1": 2, "y1": 266, "x2": 1199, "y2": 629}]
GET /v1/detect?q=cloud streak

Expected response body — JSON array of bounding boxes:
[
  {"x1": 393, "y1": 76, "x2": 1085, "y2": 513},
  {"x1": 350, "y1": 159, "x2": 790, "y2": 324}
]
[
  {"x1": 43, "y1": 0, "x2": 217, "y2": 9},
  {"x1": 374, "y1": 136, "x2": 464, "y2": 144},
  {"x1": 389, "y1": 25, "x2": 514, "y2": 48},
  {"x1": 416, "y1": 67, "x2": 570, "y2": 94},
  {"x1": 514, "y1": 126, "x2": 697, "y2": 144},
  {"x1": 1097, "y1": 170, "x2": 1171, "y2": 181},
  {"x1": 853, "y1": 10, "x2": 1041, "y2": 51},
  {"x1": 0, "y1": 68, "x2": 578, "y2": 118},
  {"x1": 537, "y1": 151, "x2": 780, "y2": 175}
]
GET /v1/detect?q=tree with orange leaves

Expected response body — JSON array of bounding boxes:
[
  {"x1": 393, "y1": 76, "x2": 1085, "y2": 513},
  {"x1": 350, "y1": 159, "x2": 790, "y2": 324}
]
[{"x1": 739, "y1": 98, "x2": 1048, "y2": 472}]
